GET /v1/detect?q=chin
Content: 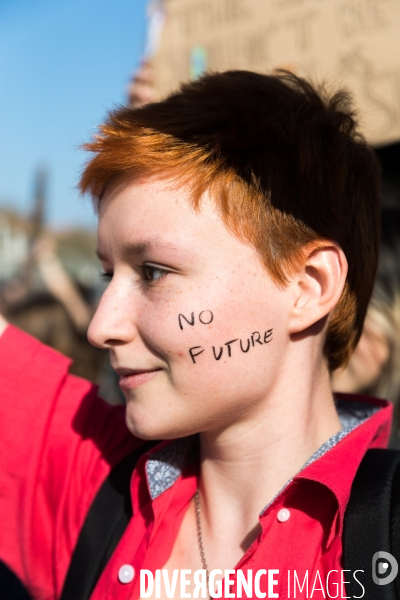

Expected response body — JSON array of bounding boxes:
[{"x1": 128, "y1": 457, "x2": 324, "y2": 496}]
[{"x1": 124, "y1": 404, "x2": 202, "y2": 441}]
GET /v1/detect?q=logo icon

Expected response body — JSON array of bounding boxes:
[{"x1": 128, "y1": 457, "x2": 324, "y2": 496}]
[{"x1": 372, "y1": 551, "x2": 398, "y2": 585}]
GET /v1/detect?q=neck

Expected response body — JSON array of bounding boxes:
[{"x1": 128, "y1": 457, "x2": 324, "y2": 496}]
[{"x1": 197, "y1": 350, "x2": 341, "y2": 550}]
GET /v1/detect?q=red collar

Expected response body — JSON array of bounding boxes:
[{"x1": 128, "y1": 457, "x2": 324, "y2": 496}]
[{"x1": 297, "y1": 393, "x2": 392, "y2": 531}]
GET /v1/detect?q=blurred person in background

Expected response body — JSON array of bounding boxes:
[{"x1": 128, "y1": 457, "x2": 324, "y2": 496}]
[
  {"x1": 1, "y1": 234, "x2": 124, "y2": 403},
  {"x1": 333, "y1": 208, "x2": 400, "y2": 447}
]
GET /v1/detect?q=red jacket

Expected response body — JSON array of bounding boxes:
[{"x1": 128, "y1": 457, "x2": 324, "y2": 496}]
[{"x1": 0, "y1": 326, "x2": 392, "y2": 599}]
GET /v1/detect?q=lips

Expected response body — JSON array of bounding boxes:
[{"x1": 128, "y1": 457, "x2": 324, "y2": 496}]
[{"x1": 115, "y1": 367, "x2": 162, "y2": 390}]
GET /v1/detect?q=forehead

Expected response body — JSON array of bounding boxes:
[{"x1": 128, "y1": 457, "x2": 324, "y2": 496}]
[
  {"x1": 97, "y1": 174, "x2": 247, "y2": 259},
  {"x1": 99, "y1": 174, "x2": 209, "y2": 228}
]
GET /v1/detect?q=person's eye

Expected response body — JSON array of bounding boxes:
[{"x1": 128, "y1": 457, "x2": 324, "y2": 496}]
[
  {"x1": 100, "y1": 271, "x2": 113, "y2": 281},
  {"x1": 141, "y1": 263, "x2": 169, "y2": 283}
]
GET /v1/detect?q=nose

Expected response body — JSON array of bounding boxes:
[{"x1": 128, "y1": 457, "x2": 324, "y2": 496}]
[{"x1": 88, "y1": 278, "x2": 137, "y2": 349}]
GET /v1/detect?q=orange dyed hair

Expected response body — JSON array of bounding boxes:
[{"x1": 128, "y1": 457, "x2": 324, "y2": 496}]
[{"x1": 80, "y1": 70, "x2": 381, "y2": 371}]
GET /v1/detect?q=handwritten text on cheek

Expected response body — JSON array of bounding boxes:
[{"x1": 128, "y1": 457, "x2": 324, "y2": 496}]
[{"x1": 178, "y1": 310, "x2": 273, "y2": 364}]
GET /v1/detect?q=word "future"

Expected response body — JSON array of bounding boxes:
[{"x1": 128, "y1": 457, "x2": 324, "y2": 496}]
[{"x1": 189, "y1": 329, "x2": 273, "y2": 364}]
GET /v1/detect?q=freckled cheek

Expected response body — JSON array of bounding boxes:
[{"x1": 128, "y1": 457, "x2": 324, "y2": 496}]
[{"x1": 135, "y1": 287, "x2": 278, "y2": 364}]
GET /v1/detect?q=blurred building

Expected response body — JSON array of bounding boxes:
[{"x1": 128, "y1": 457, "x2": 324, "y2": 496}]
[
  {"x1": 0, "y1": 209, "x2": 31, "y2": 282},
  {"x1": 0, "y1": 207, "x2": 99, "y2": 293}
]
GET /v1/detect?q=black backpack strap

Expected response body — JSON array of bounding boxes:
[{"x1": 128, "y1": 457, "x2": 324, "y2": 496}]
[
  {"x1": 0, "y1": 560, "x2": 33, "y2": 600},
  {"x1": 391, "y1": 455, "x2": 400, "y2": 599},
  {"x1": 60, "y1": 440, "x2": 158, "y2": 600},
  {"x1": 343, "y1": 448, "x2": 400, "y2": 600}
]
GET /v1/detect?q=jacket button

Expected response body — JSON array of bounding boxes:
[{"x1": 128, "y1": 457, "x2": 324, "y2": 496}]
[
  {"x1": 118, "y1": 564, "x2": 135, "y2": 583},
  {"x1": 277, "y1": 508, "x2": 291, "y2": 522}
]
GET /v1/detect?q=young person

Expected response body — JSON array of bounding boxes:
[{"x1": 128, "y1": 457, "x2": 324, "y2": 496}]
[{"x1": 0, "y1": 70, "x2": 389, "y2": 600}]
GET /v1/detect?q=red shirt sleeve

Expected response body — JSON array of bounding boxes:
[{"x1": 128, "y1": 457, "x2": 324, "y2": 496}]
[{"x1": 0, "y1": 325, "x2": 138, "y2": 599}]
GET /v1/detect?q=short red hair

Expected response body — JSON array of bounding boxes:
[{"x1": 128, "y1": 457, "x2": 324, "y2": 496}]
[{"x1": 80, "y1": 70, "x2": 381, "y2": 371}]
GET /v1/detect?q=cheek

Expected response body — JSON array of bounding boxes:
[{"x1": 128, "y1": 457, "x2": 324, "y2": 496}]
[
  {"x1": 136, "y1": 302, "x2": 219, "y2": 361},
  {"x1": 138, "y1": 289, "x2": 287, "y2": 380},
  {"x1": 127, "y1": 286, "x2": 290, "y2": 436}
]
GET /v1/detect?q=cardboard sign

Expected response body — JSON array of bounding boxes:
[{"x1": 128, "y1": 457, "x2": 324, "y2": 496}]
[{"x1": 152, "y1": 0, "x2": 400, "y2": 146}]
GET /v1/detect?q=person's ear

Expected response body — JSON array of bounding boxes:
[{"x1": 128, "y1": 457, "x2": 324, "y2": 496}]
[{"x1": 288, "y1": 242, "x2": 348, "y2": 335}]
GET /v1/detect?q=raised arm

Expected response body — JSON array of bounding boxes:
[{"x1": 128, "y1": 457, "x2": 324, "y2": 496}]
[{"x1": 0, "y1": 320, "x2": 136, "y2": 598}]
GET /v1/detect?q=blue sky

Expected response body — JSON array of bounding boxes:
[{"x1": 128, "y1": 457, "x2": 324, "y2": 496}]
[{"x1": 0, "y1": 0, "x2": 148, "y2": 229}]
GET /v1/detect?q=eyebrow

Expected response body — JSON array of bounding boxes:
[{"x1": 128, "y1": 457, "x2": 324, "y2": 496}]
[{"x1": 96, "y1": 239, "x2": 183, "y2": 262}]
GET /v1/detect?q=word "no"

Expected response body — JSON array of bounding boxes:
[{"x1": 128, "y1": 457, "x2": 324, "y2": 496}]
[{"x1": 178, "y1": 310, "x2": 214, "y2": 330}]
